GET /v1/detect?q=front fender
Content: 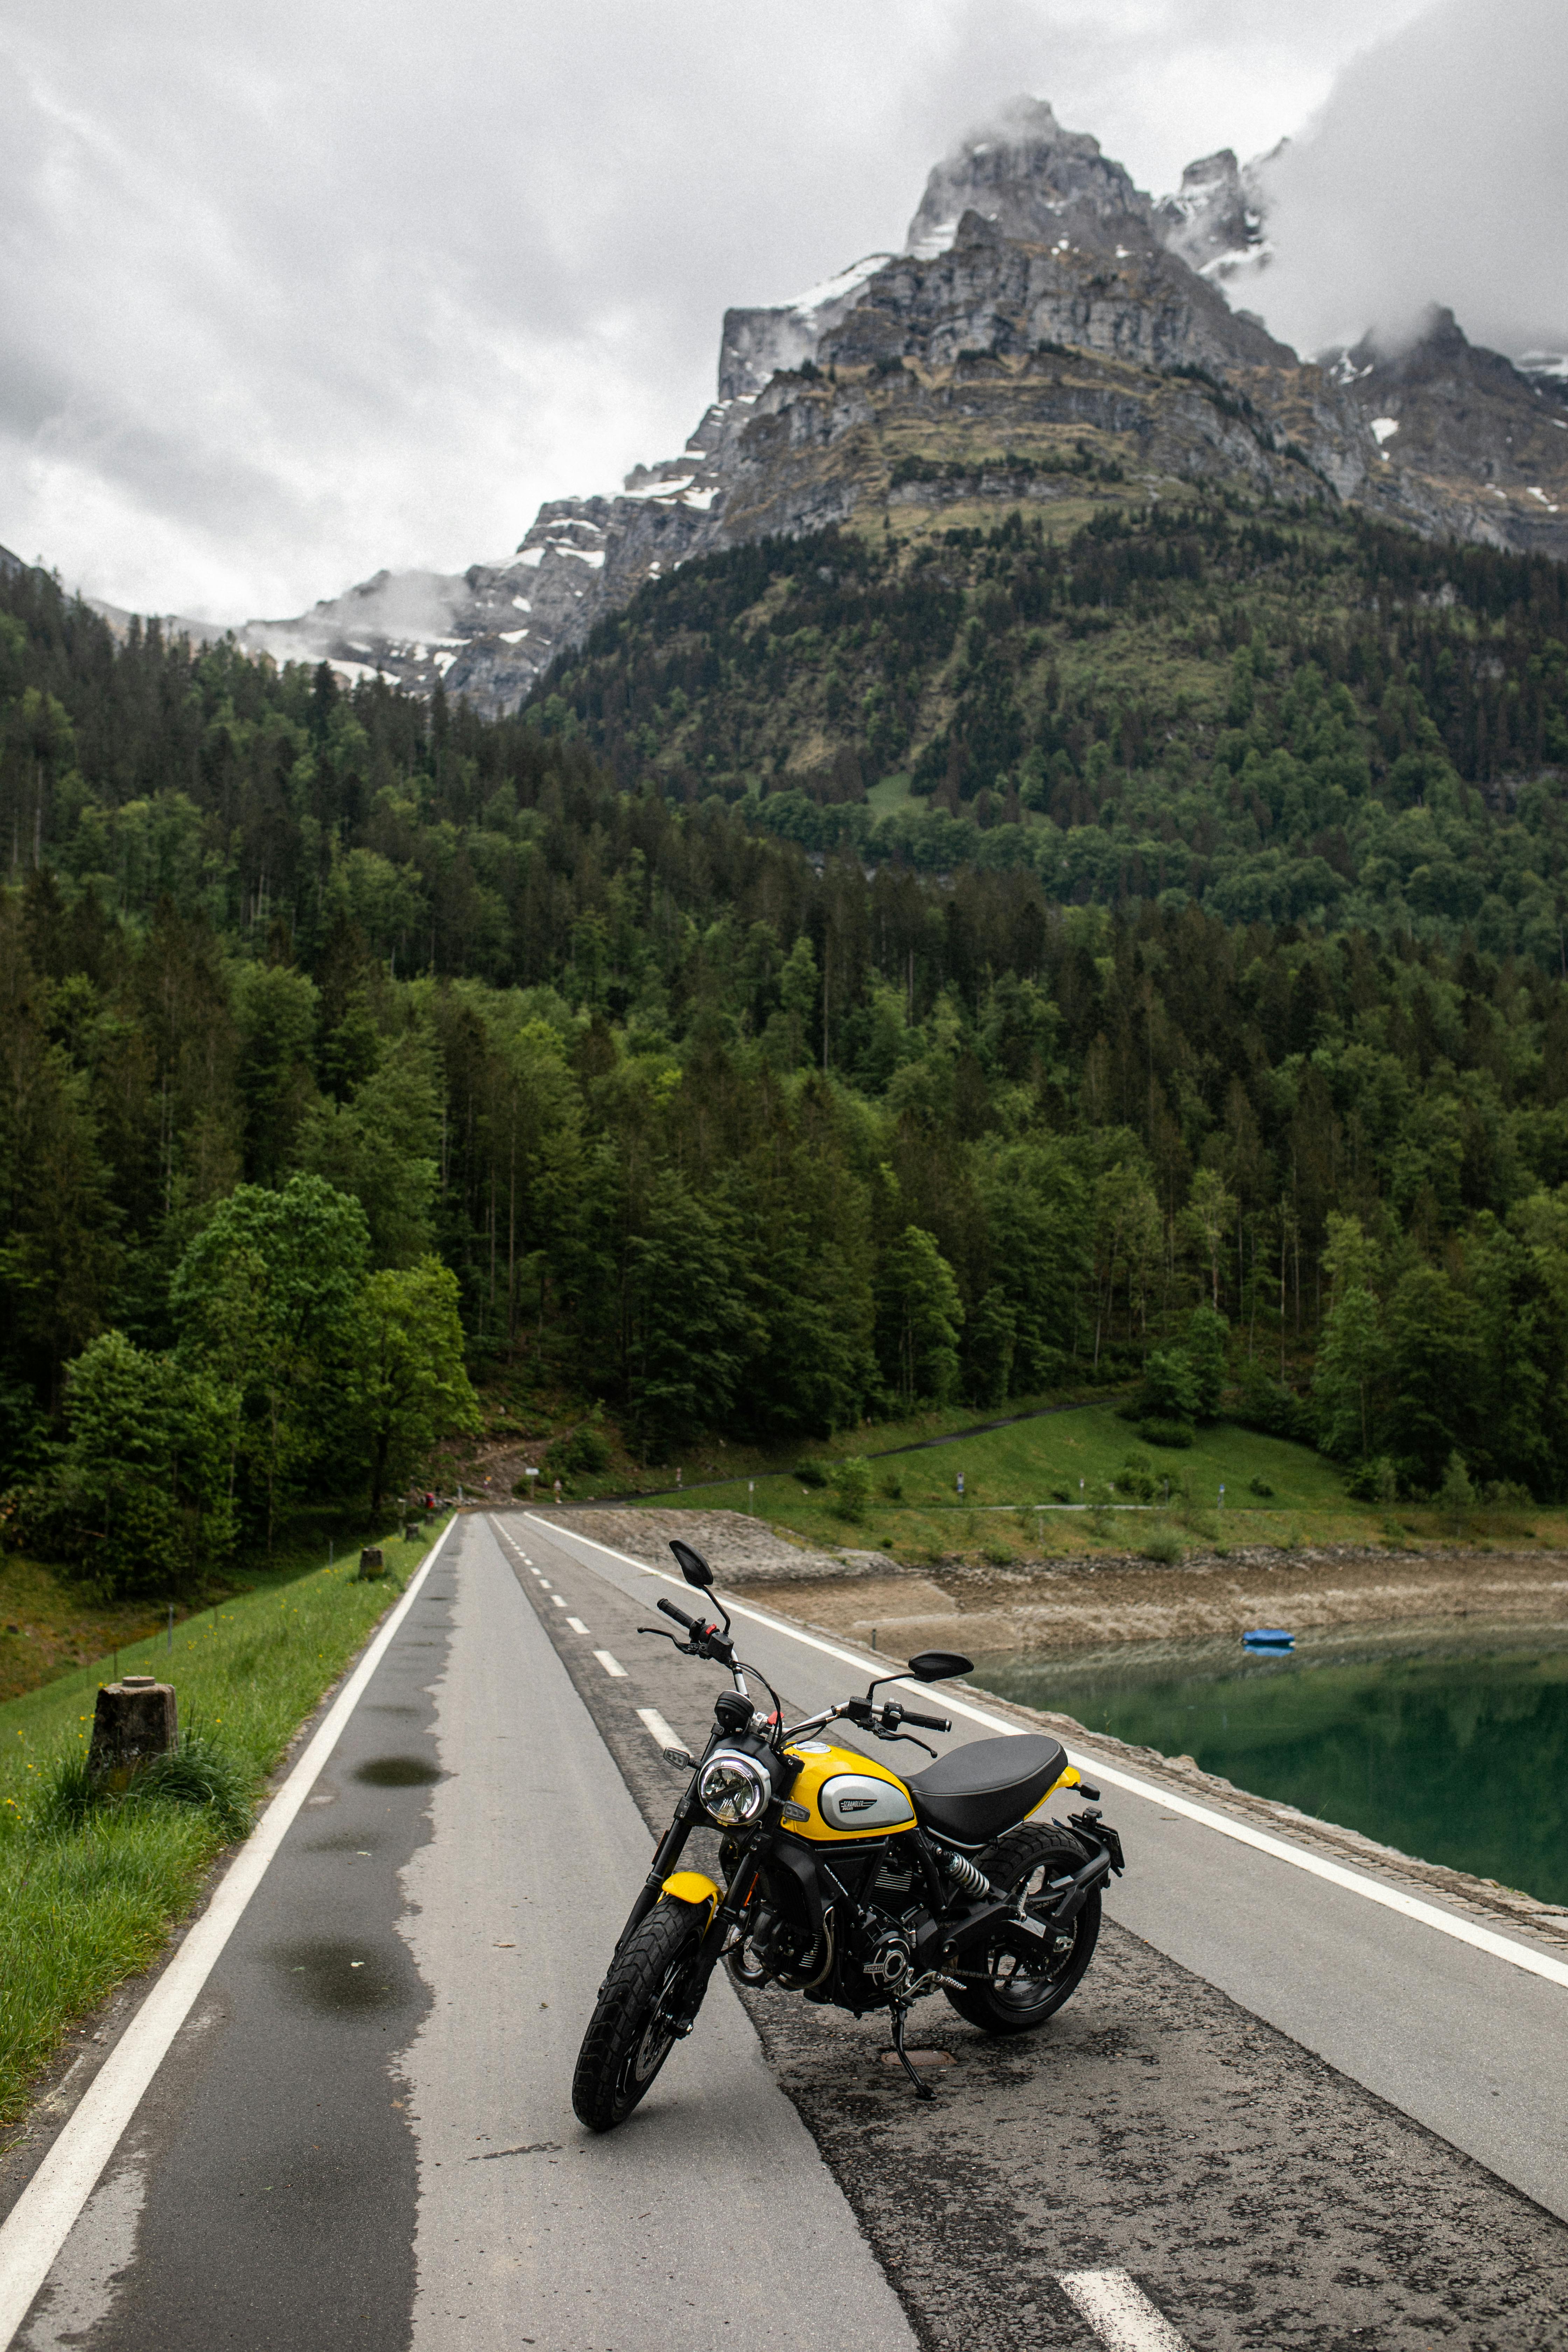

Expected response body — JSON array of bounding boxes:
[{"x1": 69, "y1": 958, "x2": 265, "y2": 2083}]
[{"x1": 661, "y1": 1870, "x2": 721, "y2": 1922}]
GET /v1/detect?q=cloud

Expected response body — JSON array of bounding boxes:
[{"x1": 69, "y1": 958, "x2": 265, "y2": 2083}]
[
  {"x1": 0, "y1": 0, "x2": 1431, "y2": 620},
  {"x1": 1253, "y1": 0, "x2": 1568, "y2": 360}
]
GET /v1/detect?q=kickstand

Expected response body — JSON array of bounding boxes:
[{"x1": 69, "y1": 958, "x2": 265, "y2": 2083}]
[{"x1": 890, "y1": 2003, "x2": 934, "y2": 2101}]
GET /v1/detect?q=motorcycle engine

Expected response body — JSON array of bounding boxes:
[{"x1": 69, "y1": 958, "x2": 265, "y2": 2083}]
[
  {"x1": 842, "y1": 1896, "x2": 944, "y2": 2006},
  {"x1": 862, "y1": 1924, "x2": 915, "y2": 1992}
]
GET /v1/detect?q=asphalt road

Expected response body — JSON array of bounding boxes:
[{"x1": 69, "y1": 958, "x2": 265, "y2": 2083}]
[{"x1": 6, "y1": 1510, "x2": 1568, "y2": 2352}]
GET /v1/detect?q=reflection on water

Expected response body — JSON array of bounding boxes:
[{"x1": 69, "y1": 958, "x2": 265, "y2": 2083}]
[{"x1": 971, "y1": 1623, "x2": 1568, "y2": 1906}]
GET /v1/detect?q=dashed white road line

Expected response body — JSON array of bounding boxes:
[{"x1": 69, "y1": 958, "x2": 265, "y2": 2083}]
[
  {"x1": 635, "y1": 1707, "x2": 684, "y2": 1754},
  {"x1": 522, "y1": 1513, "x2": 1568, "y2": 1996},
  {"x1": 566, "y1": 1617, "x2": 590, "y2": 1637},
  {"x1": 550, "y1": 1594, "x2": 566, "y2": 1609},
  {"x1": 593, "y1": 1650, "x2": 628, "y2": 1679},
  {"x1": 1057, "y1": 2269, "x2": 1189, "y2": 2350}
]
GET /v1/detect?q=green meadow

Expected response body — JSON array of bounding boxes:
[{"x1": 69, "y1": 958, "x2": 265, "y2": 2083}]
[{"x1": 622, "y1": 1403, "x2": 1548, "y2": 1563}]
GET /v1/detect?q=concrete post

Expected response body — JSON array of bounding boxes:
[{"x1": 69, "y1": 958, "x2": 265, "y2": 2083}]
[
  {"x1": 89, "y1": 1674, "x2": 177, "y2": 1784},
  {"x1": 357, "y1": 1546, "x2": 387, "y2": 1581}
]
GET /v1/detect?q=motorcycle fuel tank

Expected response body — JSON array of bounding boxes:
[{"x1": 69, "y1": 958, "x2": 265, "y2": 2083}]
[{"x1": 782, "y1": 1742, "x2": 917, "y2": 1840}]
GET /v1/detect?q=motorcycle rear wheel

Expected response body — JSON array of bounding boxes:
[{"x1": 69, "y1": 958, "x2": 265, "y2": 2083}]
[
  {"x1": 572, "y1": 1899, "x2": 706, "y2": 2132},
  {"x1": 943, "y1": 1823, "x2": 1100, "y2": 2036}
]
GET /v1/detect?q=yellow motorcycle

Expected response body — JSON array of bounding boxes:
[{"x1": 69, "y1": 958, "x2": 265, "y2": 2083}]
[{"x1": 572, "y1": 1540, "x2": 1124, "y2": 2131}]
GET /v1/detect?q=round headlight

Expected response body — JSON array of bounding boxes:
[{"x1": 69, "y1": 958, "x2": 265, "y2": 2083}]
[{"x1": 697, "y1": 1750, "x2": 770, "y2": 1829}]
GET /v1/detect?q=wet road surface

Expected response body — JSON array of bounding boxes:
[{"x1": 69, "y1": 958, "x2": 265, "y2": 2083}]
[{"x1": 5, "y1": 1509, "x2": 1568, "y2": 2351}]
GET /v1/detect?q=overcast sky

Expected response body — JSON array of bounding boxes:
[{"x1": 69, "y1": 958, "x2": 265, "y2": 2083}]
[{"x1": 1, "y1": 0, "x2": 1559, "y2": 624}]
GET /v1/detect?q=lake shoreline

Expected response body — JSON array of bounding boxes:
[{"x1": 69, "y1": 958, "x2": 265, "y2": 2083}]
[{"x1": 546, "y1": 1506, "x2": 1568, "y2": 1659}]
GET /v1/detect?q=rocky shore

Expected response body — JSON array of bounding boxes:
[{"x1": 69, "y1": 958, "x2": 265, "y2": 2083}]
[{"x1": 540, "y1": 1505, "x2": 1568, "y2": 1658}]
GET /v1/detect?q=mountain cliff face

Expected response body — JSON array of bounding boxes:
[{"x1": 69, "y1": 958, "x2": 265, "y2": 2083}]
[
  {"x1": 238, "y1": 100, "x2": 1568, "y2": 715},
  {"x1": 1152, "y1": 145, "x2": 1274, "y2": 283}
]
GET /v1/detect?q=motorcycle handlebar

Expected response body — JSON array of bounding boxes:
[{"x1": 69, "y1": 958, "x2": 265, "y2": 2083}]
[
  {"x1": 899, "y1": 1707, "x2": 951, "y2": 1732},
  {"x1": 658, "y1": 1597, "x2": 702, "y2": 1633}
]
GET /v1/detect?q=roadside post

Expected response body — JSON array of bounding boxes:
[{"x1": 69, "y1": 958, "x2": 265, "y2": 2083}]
[{"x1": 89, "y1": 1674, "x2": 177, "y2": 1788}]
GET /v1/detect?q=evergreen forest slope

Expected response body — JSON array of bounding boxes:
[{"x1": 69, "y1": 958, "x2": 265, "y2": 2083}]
[
  {"x1": 531, "y1": 497, "x2": 1568, "y2": 959},
  {"x1": 8, "y1": 523, "x2": 1568, "y2": 1588}
]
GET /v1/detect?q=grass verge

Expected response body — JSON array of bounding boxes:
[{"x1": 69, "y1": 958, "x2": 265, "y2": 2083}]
[{"x1": 0, "y1": 1519, "x2": 446, "y2": 2138}]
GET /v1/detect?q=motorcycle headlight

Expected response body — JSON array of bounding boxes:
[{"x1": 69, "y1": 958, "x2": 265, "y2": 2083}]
[{"x1": 697, "y1": 1749, "x2": 770, "y2": 1829}]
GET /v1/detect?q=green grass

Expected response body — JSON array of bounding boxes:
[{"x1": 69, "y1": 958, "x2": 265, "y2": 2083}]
[
  {"x1": 627, "y1": 1403, "x2": 1371, "y2": 1561},
  {"x1": 0, "y1": 1519, "x2": 448, "y2": 2136}
]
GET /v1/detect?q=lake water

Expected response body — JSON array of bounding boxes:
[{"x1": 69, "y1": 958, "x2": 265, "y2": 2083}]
[{"x1": 970, "y1": 1623, "x2": 1568, "y2": 1906}]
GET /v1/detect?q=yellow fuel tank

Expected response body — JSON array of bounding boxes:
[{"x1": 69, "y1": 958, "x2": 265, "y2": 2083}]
[
  {"x1": 781, "y1": 1741, "x2": 916, "y2": 1841},
  {"x1": 781, "y1": 1741, "x2": 1085, "y2": 1843}
]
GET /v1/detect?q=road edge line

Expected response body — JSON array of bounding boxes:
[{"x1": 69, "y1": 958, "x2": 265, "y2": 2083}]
[
  {"x1": 0, "y1": 1520, "x2": 454, "y2": 2351},
  {"x1": 523, "y1": 1513, "x2": 1568, "y2": 1996}
]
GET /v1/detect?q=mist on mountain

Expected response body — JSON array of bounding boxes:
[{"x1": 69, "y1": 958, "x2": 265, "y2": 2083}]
[{"x1": 1254, "y1": 0, "x2": 1567, "y2": 365}]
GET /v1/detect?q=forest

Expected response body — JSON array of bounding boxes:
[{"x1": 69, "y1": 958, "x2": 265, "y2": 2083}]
[
  {"x1": 6, "y1": 519, "x2": 1568, "y2": 1597},
  {"x1": 530, "y1": 499, "x2": 1568, "y2": 956}
]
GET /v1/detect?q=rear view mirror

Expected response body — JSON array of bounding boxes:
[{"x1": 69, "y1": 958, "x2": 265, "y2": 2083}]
[
  {"x1": 907, "y1": 1650, "x2": 972, "y2": 1683},
  {"x1": 669, "y1": 1539, "x2": 714, "y2": 1589}
]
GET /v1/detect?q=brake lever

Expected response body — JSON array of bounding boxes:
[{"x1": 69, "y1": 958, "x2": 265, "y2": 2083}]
[
  {"x1": 637, "y1": 1624, "x2": 693, "y2": 1652},
  {"x1": 874, "y1": 1727, "x2": 938, "y2": 1759}
]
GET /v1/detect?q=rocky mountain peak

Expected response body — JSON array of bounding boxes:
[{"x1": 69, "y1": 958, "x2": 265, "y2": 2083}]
[
  {"x1": 226, "y1": 100, "x2": 1567, "y2": 716},
  {"x1": 1152, "y1": 145, "x2": 1274, "y2": 282},
  {"x1": 904, "y1": 95, "x2": 1150, "y2": 260}
]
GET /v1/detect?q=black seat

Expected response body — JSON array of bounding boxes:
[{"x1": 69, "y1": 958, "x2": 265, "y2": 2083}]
[{"x1": 906, "y1": 1734, "x2": 1067, "y2": 1848}]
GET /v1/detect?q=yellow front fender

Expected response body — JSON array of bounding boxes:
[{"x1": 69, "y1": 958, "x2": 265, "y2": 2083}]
[{"x1": 660, "y1": 1870, "x2": 720, "y2": 1921}]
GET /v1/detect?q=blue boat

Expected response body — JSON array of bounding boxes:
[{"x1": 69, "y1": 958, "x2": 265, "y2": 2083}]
[{"x1": 1244, "y1": 1628, "x2": 1294, "y2": 1650}]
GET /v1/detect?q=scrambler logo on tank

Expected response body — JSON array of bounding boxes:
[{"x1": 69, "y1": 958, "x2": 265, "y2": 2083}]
[{"x1": 818, "y1": 1773, "x2": 916, "y2": 1830}]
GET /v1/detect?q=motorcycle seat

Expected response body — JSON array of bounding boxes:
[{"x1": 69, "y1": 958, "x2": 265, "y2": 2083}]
[{"x1": 907, "y1": 1734, "x2": 1068, "y2": 1848}]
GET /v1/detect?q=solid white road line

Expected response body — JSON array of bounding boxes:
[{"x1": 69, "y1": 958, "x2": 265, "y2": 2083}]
[
  {"x1": 0, "y1": 1520, "x2": 458, "y2": 2352},
  {"x1": 523, "y1": 1515, "x2": 1568, "y2": 1996},
  {"x1": 635, "y1": 1707, "x2": 684, "y2": 1754},
  {"x1": 566, "y1": 1617, "x2": 590, "y2": 1637},
  {"x1": 593, "y1": 1650, "x2": 628, "y2": 1679},
  {"x1": 1058, "y1": 2269, "x2": 1190, "y2": 2351}
]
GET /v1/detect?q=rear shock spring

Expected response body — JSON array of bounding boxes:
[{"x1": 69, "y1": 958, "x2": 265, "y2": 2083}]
[{"x1": 939, "y1": 1846, "x2": 993, "y2": 1898}]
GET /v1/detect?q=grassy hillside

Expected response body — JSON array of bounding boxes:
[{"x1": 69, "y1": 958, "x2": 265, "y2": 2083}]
[
  {"x1": 529, "y1": 500, "x2": 1568, "y2": 958},
  {"x1": 624, "y1": 1400, "x2": 1560, "y2": 1566}
]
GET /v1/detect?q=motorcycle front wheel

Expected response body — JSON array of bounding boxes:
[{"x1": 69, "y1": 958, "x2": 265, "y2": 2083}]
[
  {"x1": 943, "y1": 1822, "x2": 1100, "y2": 2036},
  {"x1": 572, "y1": 1899, "x2": 706, "y2": 2132}
]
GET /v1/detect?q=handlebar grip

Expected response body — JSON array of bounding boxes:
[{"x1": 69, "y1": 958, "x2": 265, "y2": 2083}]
[
  {"x1": 658, "y1": 1597, "x2": 700, "y2": 1631},
  {"x1": 903, "y1": 1708, "x2": 951, "y2": 1732}
]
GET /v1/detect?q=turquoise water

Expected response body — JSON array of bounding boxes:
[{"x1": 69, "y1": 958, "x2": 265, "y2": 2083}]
[{"x1": 971, "y1": 1624, "x2": 1568, "y2": 1906}]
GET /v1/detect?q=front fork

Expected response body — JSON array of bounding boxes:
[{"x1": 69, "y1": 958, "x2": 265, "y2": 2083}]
[
  {"x1": 612, "y1": 1782, "x2": 702, "y2": 1959},
  {"x1": 672, "y1": 1850, "x2": 761, "y2": 2032},
  {"x1": 609, "y1": 1769, "x2": 764, "y2": 2033}
]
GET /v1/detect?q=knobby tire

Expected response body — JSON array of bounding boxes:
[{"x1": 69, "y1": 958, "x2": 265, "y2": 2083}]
[
  {"x1": 943, "y1": 1822, "x2": 1101, "y2": 2035},
  {"x1": 572, "y1": 1899, "x2": 706, "y2": 2132}
]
